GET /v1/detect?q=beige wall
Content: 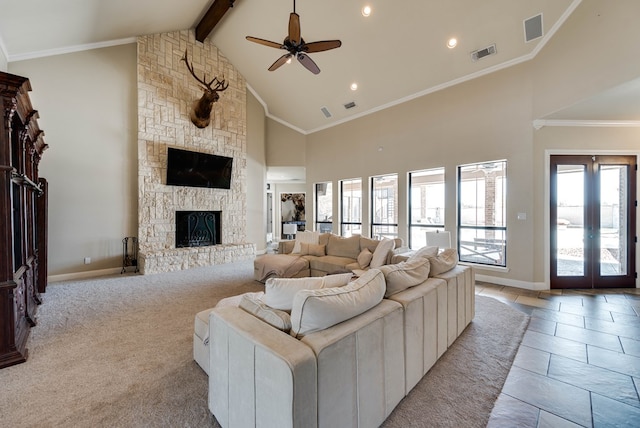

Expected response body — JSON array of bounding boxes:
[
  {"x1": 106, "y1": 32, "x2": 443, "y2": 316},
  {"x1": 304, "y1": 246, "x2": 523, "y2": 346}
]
[
  {"x1": 306, "y1": 64, "x2": 536, "y2": 284},
  {"x1": 9, "y1": 44, "x2": 138, "y2": 277},
  {"x1": 246, "y1": 91, "x2": 268, "y2": 252},
  {"x1": 266, "y1": 118, "x2": 306, "y2": 166}
]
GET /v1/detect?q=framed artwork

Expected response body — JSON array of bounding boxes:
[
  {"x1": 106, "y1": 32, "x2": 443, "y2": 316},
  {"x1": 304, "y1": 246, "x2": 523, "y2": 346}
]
[{"x1": 281, "y1": 193, "x2": 306, "y2": 237}]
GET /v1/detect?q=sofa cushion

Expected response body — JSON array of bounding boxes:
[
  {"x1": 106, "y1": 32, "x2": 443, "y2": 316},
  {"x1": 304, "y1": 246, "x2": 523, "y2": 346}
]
[
  {"x1": 326, "y1": 234, "x2": 361, "y2": 259},
  {"x1": 297, "y1": 242, "x2": 326, "y2": 257},
  {"x1": 309, "y1": 255, "x2": 357, "y2": 273},
  {"x1": 359, "y1": 236, "x2": 380, "y2": 253},
  {"x1": 357, "y1": 248, "x2": 373, "y2": 269},
  {"x1": 239, "y1": 294, "x2": 292, "y2": 332},
  {"x1": 379, "y1": 257, "x2": 431, "y2": 297},
  {"x1": 370, "y1": 238, "x2": 396, "y2": 268},
  {"x1": 428, "y1": 248, "x2": 459, "y2": 276},
  {"x1": 292, "y1": 230, "x2": 320, "y2": 254},
  {"x1": 262, "y1": 273, "x2": 353, "y2": 311},
  {"x1": 290, "y1": 269, "x2": 386, "y2": 338}
]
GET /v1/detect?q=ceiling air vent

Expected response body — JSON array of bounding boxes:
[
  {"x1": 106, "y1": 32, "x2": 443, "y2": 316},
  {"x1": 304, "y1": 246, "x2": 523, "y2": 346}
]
[
  {"x1": 320, "y1": 106, "x2": 332, "y2": 118},
  {"x1": 524, "y1": 14, "x2": 543, "y2": 42},
  {"x1": 343, "y1": 101, "x2": 357, "y2": 110},
  {"x1": 470, "y1": 44, "x2": 496, "y2": 62}
]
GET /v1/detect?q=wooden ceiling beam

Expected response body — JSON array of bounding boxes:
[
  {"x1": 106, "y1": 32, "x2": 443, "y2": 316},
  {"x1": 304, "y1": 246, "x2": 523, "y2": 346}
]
[{"x1": 195, "y1": 0, "x2": 237, "y2": 43}]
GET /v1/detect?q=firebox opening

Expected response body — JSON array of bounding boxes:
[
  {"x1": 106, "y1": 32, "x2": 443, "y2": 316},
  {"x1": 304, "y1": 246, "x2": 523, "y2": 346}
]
[{"x1": 175, "y1": 211, "x2": 221, "y2": 248}]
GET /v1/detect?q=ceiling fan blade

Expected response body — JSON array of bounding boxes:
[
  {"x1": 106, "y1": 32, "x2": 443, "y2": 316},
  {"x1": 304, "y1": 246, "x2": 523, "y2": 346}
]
[
  {"x1": 268, "y1": 54, "x2": 292, "y2": 71},
  {"x1": 304, "y1": 40, "x2": 342, "y2": 53},
  {"x1": 297, "y1": 53, "x2": 320, "y2": 74},
  {"x1": 289, "y1": 13, "x2": 301, "y2": 45},
  {"x1": 246, "y1": 36, "x2": 283, "y2": 49}
]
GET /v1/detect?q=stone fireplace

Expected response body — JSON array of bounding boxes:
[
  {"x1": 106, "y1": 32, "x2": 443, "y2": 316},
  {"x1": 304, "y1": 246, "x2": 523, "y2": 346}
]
[
  {"x1": 176, "y1": 211, "x2": 221, "y2": 248},
  {"x1": 136, "y1": 30, "x2": 255, "y2": 274}
]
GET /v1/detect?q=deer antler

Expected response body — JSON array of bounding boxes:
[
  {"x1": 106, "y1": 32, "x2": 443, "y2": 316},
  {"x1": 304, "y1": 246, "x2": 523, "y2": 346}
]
[
  {"x1": 181, "y1": 49, "x2": 228, "y2": 92},
  {"x1": 181, "y1": 49, "x2": 229, "y2": 128}
]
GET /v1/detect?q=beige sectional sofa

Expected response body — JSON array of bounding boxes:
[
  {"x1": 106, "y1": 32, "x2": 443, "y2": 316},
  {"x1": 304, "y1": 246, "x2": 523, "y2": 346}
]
[
  {"x1": 206, "y1": 250, "x2": 474, "y2": 428},
  {"x1": 253, "y1": 232, "x2": 407, "y2": 282}
]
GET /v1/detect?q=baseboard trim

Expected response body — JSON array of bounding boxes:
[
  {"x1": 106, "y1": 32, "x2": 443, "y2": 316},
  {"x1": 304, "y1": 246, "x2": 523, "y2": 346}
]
[
  {"x1": 48, "y1": 267, "x2": 123, "y2": 283},
  {"x1": 476, "y1": 273, "x2": 547, "y2": 291}
]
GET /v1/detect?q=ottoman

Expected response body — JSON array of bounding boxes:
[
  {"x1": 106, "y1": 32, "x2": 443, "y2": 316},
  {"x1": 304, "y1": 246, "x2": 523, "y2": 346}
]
[{"x1": 193, "y1": 291, "x2": 264, "y2": 375}]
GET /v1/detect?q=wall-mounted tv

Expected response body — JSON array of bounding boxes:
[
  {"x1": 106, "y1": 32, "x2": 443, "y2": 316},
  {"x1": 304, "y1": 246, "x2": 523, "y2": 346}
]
[{"x1": 166, "y1": 147, "x2": 233, "y2": 189}]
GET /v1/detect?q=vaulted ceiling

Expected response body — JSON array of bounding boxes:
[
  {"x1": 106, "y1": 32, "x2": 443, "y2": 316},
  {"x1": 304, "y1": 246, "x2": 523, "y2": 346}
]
[{"x1": 3, "y1": 0, "x2": 605, "y2": 134}]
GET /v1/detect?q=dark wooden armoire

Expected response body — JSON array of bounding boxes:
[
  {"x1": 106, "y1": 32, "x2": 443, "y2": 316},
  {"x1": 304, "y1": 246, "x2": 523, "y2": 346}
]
[{"x1": 0, "y1": 71, "x2": 49, "y2": 369}]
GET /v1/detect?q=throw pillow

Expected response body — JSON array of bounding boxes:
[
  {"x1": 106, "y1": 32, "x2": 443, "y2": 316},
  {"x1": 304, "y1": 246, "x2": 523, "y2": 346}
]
[
  {"x1": 239, "y1": 294, "x2": 292, "y2": 332},
  {"x1": 322, "y1": 272, "x2": 354, "y2": 288},
  {"x1": 379, "y1": 257, "x2": 431, "y2": 297},
  {"x1": 263, "y1": 277, "x2": 325, "y2": 311},
  {"x1": 289, "y1": 269, "x2": 386, "y2": 338},
  {"x1": 369, "y1": 238, "x2": 395, "y2": 268},
  {"x1": 262, "y1": 273, "x2": 353, "y2": 311},
  {"x1": 410, "y1": 245, "x2": 439, "y2": 261},
  {"x1": 357, "y1": 248, "x2": 373, "y2": 269},
  {"x1": 292, "y1": 230, "x2": 320, "y2": 254},
  {"x1": 326, "y1": 234, "x2": 361, "y2": 259},
  {"x1": 428, "y1": 248, "x2": 459, "y2": 276}
]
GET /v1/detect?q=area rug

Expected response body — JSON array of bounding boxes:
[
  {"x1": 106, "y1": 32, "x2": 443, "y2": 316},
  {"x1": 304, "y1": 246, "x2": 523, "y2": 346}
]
[{"x1": 0, "y1": 260, "x2": 528, "y2": 427}]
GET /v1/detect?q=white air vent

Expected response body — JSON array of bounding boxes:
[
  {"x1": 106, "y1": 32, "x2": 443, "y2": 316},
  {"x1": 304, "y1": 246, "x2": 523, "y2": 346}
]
[
  {"x1": 343, "y1": 101, "x2": 357, "y2": 109},
  {"x1": 524, "y1": 14, "x2": 543, "y2": 42},
  {"x1": 471, "y1": 44, "x2": 496, "y2": 62},
  {"x1": 320, "y1": 106, "x2": 332, "y2": 118}
]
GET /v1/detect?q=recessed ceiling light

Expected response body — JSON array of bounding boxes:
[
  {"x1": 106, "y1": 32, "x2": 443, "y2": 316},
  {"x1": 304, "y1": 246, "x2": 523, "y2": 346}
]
[
  {"x1": 362, "y1": 5, "x2": 372, "y2": 17},
  {"x1": 350, "y1": 82, "x2": 358, "y2": 91},
  {"x1": 447, "y1": 38, "x2": 458, "y2": 49}
]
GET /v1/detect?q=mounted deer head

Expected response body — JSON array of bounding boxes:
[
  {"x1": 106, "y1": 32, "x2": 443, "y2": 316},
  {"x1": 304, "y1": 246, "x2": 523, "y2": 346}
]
[{"x1": 181, "y1": 49, "x2": 229, "y2": 128}]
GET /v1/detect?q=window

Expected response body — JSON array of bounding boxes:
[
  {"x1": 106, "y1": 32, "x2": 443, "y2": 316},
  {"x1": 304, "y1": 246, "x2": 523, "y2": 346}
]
[
  {"x1": 315, "y1": 182, "x2": 333, "y2": 233},
  {"x1": 409, "y1": 168, "x2": 445, "y2": 249},
  {"x1": 340, "y1": 178, "x2": 362, "y2": 236},
  {"x1": 458, "y1": 160, "x2": 506, "y2": 266},
  {"x1": 371, "y1": 174, "x2": 398, "y2": 239}
]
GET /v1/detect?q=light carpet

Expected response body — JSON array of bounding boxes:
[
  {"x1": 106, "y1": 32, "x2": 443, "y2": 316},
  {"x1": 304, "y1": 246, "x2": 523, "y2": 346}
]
[{"x1": 0, "y1": 260, "x2": 529, "y2": 427}]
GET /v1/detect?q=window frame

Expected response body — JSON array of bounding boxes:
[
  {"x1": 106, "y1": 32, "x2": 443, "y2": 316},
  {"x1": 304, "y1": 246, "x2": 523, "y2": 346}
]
[
  {"x1": 408, "y1": 167, "x2": 446, "y2": 250},
  {"x1": 340, "y1": 178, "x2": 362, "y2": 236},
  {"x1": 370, "y1": 173, "x2": 399, "y2": 240},
  {"x1": 314, "y1": 181, "x2": 333, "y2": 233},
  {"x1": 457, "y1": 160, "x2": 507, "y2": 267}
]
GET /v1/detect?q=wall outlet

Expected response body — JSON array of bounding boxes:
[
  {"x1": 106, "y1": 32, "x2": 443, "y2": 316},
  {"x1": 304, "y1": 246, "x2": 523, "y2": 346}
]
[{"x1": 84, "y1": 257, "x2": 91, "y2": 264}]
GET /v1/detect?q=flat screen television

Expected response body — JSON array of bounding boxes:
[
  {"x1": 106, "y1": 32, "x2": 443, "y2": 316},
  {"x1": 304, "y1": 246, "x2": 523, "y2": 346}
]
[{"x1": 166, "y1": 147, "x2": 233, "y2": 189}]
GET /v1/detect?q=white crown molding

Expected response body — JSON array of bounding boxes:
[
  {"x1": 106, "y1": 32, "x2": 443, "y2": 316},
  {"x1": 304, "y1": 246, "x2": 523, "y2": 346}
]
[
  {"x1": 0, "y1": 33, "x2": 9, "y2": 65},
  {"x1": 246, "y1": 83, "x2": 308, "y2": 135},
  {"x1": 8, "y1": 37, "x2": 137, "y2": 62},
  {"x1": 533, "y1": 119, "x2": 640, "y2": 130}
]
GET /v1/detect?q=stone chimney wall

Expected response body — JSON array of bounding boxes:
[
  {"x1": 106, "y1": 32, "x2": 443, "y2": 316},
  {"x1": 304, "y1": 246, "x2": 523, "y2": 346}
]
[{"x1": 137, "y1": 30, "x2": 254, "y2": 274}]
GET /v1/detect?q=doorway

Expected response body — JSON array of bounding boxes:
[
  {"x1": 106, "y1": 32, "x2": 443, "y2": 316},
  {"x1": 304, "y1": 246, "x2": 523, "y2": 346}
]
[{"x1": 550, "y1": 155, "x2": 636, "y2": 289}]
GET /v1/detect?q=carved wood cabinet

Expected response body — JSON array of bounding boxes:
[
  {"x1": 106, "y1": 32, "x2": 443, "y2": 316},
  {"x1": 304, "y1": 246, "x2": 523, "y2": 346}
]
[{"x1": 0, "y1": 71, "x2": 48, "y2": 369}]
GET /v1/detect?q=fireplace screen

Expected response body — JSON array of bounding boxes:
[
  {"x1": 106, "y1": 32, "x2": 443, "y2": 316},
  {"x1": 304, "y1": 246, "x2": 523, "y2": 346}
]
[{"x1": 175, "y1": 211, "x2": 221, "y2": 248}]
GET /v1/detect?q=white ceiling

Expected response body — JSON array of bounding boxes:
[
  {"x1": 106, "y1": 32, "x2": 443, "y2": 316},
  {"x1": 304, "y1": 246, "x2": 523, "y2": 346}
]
[{"x1": 1, "y1": 0, "x2": 594, "y2": 135}]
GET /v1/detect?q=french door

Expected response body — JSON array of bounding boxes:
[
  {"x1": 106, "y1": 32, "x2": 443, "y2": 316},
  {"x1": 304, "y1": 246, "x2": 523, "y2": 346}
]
[{"x1": 550, "y1": 155, "x2": 636, "y2": 289}]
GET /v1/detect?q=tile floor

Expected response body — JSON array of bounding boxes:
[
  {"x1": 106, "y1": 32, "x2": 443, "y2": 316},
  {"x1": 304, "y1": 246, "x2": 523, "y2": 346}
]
[{"x1": 479, "y1": 282, "x2": 640, "y2": 428}]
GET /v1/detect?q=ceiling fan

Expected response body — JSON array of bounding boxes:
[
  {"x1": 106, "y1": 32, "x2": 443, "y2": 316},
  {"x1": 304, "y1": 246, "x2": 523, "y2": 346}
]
[{"x1": 246, "y1": 0, "x2": 342, "y2": 74}]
